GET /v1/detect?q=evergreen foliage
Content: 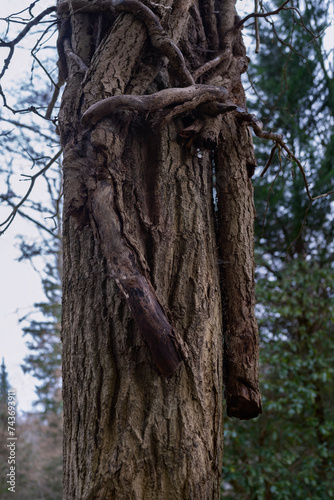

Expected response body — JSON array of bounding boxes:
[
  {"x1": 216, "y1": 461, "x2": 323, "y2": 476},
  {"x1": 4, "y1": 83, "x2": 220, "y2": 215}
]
[
  {"x1": 0, "y1": 359, "x2": 11, "y2": 496},
  {"x1": 19, "y1": 236, "x2": 62, "y2": 414}
]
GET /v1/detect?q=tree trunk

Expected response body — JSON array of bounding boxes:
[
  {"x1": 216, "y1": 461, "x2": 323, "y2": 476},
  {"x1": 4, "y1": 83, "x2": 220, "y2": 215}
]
[{"x1": 57, "y1": 0, "x2": 261, "y2": 498}]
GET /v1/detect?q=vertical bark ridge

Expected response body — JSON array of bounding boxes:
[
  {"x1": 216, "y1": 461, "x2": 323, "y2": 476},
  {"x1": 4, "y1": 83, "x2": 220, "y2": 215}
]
[{"x1": 216, "y1": 115, "x2": 262, "y2": 419}]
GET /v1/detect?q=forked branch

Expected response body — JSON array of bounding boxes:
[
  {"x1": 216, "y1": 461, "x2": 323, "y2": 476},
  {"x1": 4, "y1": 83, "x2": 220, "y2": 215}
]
[
  {"x1": 233, "y1": 0, "x2": 291, "y2": 31},
  {"x1": 0, "y1": 7, "x2": 56, "y2": 79},
  {"x1": 0, "y1": 150, "x2": 62, "y2": 235}
]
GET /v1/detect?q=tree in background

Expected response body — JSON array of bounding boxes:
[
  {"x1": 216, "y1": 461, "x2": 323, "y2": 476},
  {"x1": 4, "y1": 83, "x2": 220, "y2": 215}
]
[
  {"x1": 16, "y1": 233, "x2": 63, "y2": 499},
  {"x1": 0, "y1": 359, "x2": 10, "y2": 421},
  {"x1": 19, "y1": 227, "x2": 62, "y2": 414},
  {"x1": 0, "y1": 359, "x2": 11, "y2": 496},
  {"x1": 222, "y1": 0, "x2": 334, "y2": 497},
  {"x1": 0, "y1": 16, "x2": 63, "y2": 413}
]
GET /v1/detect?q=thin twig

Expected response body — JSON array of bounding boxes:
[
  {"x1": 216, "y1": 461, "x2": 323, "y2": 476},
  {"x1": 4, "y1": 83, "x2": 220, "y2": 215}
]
[
  {"x1": 260, "y1": 143, "x2": 278, "y2": 177},
  {"x1": 0, "y1": 198, "x2": 60, "y2": 238},
  {"x1": 255, "y1": 0, "x2": 260, "y2": 53},
  {"x1": 0, "y1": 7, "x2": 56, "y2": 79},
  {"x1": 0, "y1": 117, "x2": 58, "y2": 143},
  {"x1": 0, "y1": 149, "x2": 62, "y2": 236},
  {"x1": 269, "y1": 20, "x2": 306, "y2": 60},
  {"x1": 193, "y1": 49, "x2": 231, "y2": 81},
  {"x1": 237, "y1": 109, "x2": 334, "y2": 202},
  {"x1": 31, "y1": 22, "x2": 59, "y2": 88},
  {"x1": 233, "y1": 0, "x2": 291, "y2": 31}
]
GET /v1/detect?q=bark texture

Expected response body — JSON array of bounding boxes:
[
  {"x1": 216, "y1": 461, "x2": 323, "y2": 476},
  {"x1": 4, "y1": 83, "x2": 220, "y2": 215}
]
[{"x1": 57, "y1": 0, "x2": 261, "y2": 497}]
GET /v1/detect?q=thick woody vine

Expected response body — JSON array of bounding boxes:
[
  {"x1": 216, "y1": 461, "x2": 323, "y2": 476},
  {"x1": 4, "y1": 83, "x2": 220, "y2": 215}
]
[{"x1": 57, "y1": 0, "x2": 333, "y2": 419}]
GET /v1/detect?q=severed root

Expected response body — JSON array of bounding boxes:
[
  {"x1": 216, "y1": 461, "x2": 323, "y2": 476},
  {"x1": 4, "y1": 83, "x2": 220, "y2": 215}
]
[{"x1": 225, "y1": 378, "x2": 262, "y2": 420}]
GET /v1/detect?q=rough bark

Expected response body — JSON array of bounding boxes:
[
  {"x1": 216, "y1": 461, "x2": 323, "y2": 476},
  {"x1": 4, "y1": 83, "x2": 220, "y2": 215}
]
[
  {"x1": 58, "y1": 0, "x2": 261, "y2": 497},
  {"x1": 216, "y1": 116, "x2": 262, "y2": 419}
]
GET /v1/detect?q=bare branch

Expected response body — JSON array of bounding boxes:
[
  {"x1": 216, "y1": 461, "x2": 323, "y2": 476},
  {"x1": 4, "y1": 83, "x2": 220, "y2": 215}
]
[
  {"x1": 0, "y1": 198, "x2": 60, "y2": 238},
  {"x1": 289, "y1": 4, "x2": 323, "y2": 39},
  {"x1": 30, "y1": 21, "x2": 59, "y2": 88},
  {"x1": 0, "y1": 149, "x2": 62, "y2": 236},
  {"x1": 0, "y1": 117, "x2": 59, "y2": 143},
  {"x1": 0, "y1": 7, "x2": 56, "y2": 79},
  {"x1": 238, "y1": 109, "x2": 334, "y2": 202},
  {"x1": 233, "y1": 0, "x2": 291, "y2": 31},
  {"x1": 254, "y1": 0, "x2": 260, "y2": 53},
  {"x1": 45, "y1": 79, "x2": 63, "y2": 119},
  {"x1": 260, "y1": 143, "x2": 278, "y2": 177},
  {"x1": 1, "y1": 1, "x2": 41, "y2": 21},
  {"x1": 193, "y1": 48, "x2": 231, "y2": 81},
  {"x1": 0, "y1": 83, "x2": 55, "y2": 120}
]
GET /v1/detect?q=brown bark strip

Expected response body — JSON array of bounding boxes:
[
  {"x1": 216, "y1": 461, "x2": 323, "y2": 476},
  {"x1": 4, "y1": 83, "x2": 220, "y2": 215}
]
[
  {"x1": 90, "y1": 179, "x2": 183, "y2": 378},
  {"x1": 216, "y1": 116, "x2": 262, "y2": 420},
  {"x1": 198, "y1": 0, "x2": 219, "y2": 51},
  {"x1": 81, "y1": 84, "x2": 228, "y2": 125}
]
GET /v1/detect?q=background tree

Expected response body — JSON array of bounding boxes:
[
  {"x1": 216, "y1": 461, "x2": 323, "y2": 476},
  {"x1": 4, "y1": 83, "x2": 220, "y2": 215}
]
[
  {"x1": 19, "y1": 224, "x2": 62, "y2": 414},
  {"x1": 222, "y1": 0, "x2": 334, "y2": 497},
  {"x1": 17, "y1": 233, "x2": 63, "y2": 499}
]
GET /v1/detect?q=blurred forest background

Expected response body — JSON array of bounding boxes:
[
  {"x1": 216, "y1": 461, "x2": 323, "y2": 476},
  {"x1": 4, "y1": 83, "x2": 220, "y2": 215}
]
[{"x1": 0, "y1": 0, "x2": 333, "y2": 498}]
